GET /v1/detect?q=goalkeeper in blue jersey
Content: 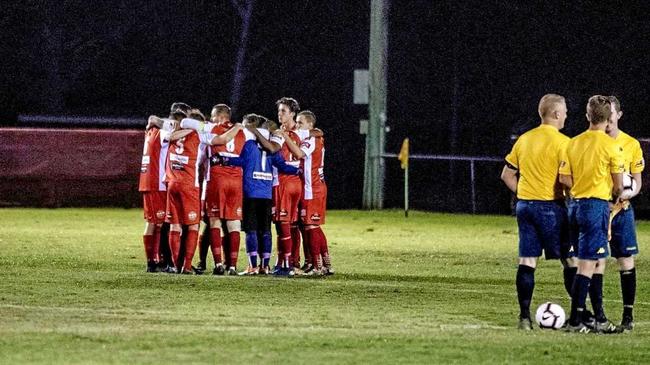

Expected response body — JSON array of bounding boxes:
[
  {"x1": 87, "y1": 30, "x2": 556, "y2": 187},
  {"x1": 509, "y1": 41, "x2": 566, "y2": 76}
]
[{"x1": 216, "y1": 114, "x2": 300, "y2": 275}]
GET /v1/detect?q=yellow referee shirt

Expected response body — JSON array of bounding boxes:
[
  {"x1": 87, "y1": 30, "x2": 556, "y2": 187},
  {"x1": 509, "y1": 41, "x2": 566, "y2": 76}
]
[
  {"x1": 614, "y1": 131, "x2": 645, "y2": 174},
  {"x1": 559, "y1": 130, "x2": 625, "y2": 200},
  {"x1": 505, "y1": 124, "x2": 569, "y2": 200}
]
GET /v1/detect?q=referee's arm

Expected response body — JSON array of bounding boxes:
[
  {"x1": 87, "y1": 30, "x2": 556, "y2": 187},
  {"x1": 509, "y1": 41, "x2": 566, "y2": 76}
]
[{"x1": 501, "y1": 164, "x2": 518, "y2": 194}]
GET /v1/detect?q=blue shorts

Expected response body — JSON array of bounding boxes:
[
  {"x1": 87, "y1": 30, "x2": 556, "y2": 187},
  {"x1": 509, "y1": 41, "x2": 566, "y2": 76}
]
[
  {"x1": 567, "y1": 198, "x2": 609, "y2": 260},
  {"x1": 610, "y1": 204, "x2": 639, "y2": 258},
  {"x1": 516, "y1": 200, "x2": 571, "y2": 259}
]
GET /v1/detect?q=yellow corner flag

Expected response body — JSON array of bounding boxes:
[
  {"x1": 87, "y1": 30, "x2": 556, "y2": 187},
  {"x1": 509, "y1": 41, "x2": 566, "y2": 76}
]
[{"x1": 397, "y1": 138, "x2": 409, "y2": 169}]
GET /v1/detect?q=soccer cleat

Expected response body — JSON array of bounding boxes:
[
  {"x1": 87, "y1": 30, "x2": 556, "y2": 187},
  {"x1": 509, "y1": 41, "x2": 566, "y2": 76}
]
[
  {"x1": 192, "y1": 265, "x2": 205, "y2": 275},
  {"x1": 518, "y1": 317, "x2": 533, "y2": 331},
  {"x1": 301, "y1": 268, "x2": 322, "y2": 277},
  {"x1": 564, "y1": 322, "x2": 591, "y2": 333},
  {"x1": 146, "y1": 262, "x2": 158, "y2": 273},
  {"x1": 322, "y1": 266, "x2": 335, "y2": 276},
  {"x1": 238, "y1": 266, "x2": 259, "y2": 276},
  {"x1": 618, "y1": 317, "x2": 634, "y2": 332},
  {"x1": 292, "y1": 267, "x2": 304, "y2": 275},
  {"x1": 593, "y1": 320, "x2": 618, "y2": 334},
  {"x1": 162, "y1": 265, "x2": 178, "y2": 274},
  {"x1": 227, "y1": 266, "x2": 238, "y2": 276},
  {"x1": 212, "y1": 263, "x2": 226, "y2": 276},
  {"x1": 273, "y1": 267, "x2": 294, "y2": 277},
  {"x1": 258, "y1": 266, "x2": 272, "y2": 275},
  {"x1": 300, "y1": 263, "x2": 313, "y2": 272}
]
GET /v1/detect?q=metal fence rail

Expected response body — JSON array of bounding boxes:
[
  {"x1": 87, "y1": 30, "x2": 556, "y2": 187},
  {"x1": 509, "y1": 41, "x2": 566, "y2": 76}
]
[{"x1": 381, "y1": 153, "x2": 502, "y2": 213}]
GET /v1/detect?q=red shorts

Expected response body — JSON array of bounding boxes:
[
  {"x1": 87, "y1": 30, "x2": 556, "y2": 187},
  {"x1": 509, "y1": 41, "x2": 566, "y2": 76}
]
[
  {"x1": 205, "y1": 173, "x2": 243, "y2": 220},
  {"x1": 142, "y1": 191, "x2": 167, "y2": 224},
  {"x1": 165, "y1": 181, "x2": 201, "y2": 225},
  {"x1": 273, "y1": 177, "x2": 302, "y2": 223},
  {"x1": 301, "y1": 184, "x2": 327, "y2": 225}
]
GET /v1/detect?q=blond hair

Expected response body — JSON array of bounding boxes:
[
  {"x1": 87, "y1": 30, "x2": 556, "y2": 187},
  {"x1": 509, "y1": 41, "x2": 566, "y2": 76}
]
[{"x1": 538, "y1": 94, "x2": 566, "y2": 119}]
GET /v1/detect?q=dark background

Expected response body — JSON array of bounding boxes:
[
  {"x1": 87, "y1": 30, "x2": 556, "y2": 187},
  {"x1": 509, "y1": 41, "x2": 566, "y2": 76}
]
[{"x1": 2, "y1": 1, "x2": 649, "y2": 212}]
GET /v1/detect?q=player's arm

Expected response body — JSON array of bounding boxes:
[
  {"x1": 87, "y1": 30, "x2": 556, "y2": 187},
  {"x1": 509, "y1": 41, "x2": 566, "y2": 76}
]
[
  {"x1": 612, "y1": 172, "x2": 624, "y2": 201},
  {"x1": 180, "y1": 118, "x2": 215, "y2": 133},
  {"x1": 169, "y1": 129, "x2": 193, "y2": 141},
  {"x1": 270, "y1": 152, "x2": 299, "y2": 175},
  {"x1": 500, "y1": 163, "x2": 518, "y2": 194},
  {"x1": 310, "y1": 128, "x2": 324, "y2": 138},
  {"x1": 146, "y1": 115, "x2": 163, "y2": 130},
  {"x1": 278, "y1": 130, "x2": 306, "y2": 159},
  {"x1": 208, "y1": 123, "x2": 243, "y2": 145},
  {"x1": 249, "y1": 126, "x2": 281, "y2": 153},
  {"x1": 558, "y1": 174, "x2": 572, "y2": 189}
]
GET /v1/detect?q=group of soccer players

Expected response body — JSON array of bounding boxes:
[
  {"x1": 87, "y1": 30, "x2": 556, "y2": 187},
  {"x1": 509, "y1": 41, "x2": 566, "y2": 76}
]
[
  {"x1": 502, "y1": 94, "x2": 642, "y2": 333},
  {"x1": 138, "y1": 97, "x2": 332, "y2": 277}
]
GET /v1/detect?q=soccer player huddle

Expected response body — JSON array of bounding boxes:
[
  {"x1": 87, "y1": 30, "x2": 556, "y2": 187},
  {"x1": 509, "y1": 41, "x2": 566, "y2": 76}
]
[
  {"x1": 138, "y1": 97, "x2": 332, "y2": 277},
  {"x1": 502, "y1": 94, "x2": 643, "y2": 333}
]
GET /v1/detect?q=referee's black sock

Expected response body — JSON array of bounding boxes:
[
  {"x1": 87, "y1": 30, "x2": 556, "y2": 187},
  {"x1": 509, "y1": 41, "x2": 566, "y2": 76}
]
[
  {"x1": 589, "y1": 273, "x2": 606, "y2": 322},
  {"x1": 620, "y1": 268, "x2": 636, "y2": 319},
  {"x1": 563, "y1": 266, "x2": 577, "y2": 298},
  {"x1": 570, "y1": 274, "x2": 591, "y2": 326},
  {"x1": 516, "y1": 265, "x2": 535, "y2": 319}
]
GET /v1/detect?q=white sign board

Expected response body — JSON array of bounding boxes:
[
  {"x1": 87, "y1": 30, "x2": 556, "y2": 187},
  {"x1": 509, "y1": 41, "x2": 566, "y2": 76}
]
[{"x1": 354, "y1": 69, "x2": 369, "y2": 105}]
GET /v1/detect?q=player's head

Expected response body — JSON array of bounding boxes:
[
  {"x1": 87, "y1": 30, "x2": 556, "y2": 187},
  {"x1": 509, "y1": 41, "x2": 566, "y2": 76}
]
[
  {"x1": 276, "y1": 97, "x2": 300, "y2": 127},
  {"x1": 170, "y1": 102, "x2": 191, "y2": 115},
  {"x1": 297, "y1": 110, "x2": 316, "y2": 130},
  {"x1": 211, "y1": 104, "x2": 231, "y2": 124},
  {"x1": 606, "y1": 95, "x2": 623, "y2": 135},
  {"x1": 538, "y1": 94, "x2": 567, "y2": 129},
  {"x1": 190, "y1": 108, "x2": 206, "y2": 121},
  {"x1": 242, "y1": 113, "x2": 260, "y2": 128},
  {"x1": 586, "y1": 95, "x2": 612, "y2": 125},
  {"x1": 261, "y1": 116, "x2": 279, "y2": 132}
]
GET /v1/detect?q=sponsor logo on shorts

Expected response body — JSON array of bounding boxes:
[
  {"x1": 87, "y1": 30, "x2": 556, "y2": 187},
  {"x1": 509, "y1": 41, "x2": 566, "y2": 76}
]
[
  {"x1": 211, "y1": 206, "x2": 219, "y2": 213},
  {"x1": 569, "y1": 246, "x2": 575, "y2": 253},
  {"x1": 597, "y1": 247, "x2": 605, "y2": 254},
  {"x1": 627, "y1": 246, "x2": 637, "y2": 250},
  {"x1": 310, "y1": 213, "x2": 321, "y2": 221},
  {"x1": 166, "y1": 212, "x2": 173, "y2": 219},
  {"x1": 188, "y1": 211, "x2": 198, "y2": 221},
  {"x1": 279, "y1": 209, "x2": 288, "y2": 217},
  {"x1": 300, "y1": 209, "x2": 307, "y2": 217},
  {"x1": 236, "y1": 207, "x2": 242, "y2": 217},
  {"x1": 156, "y1": 210, "x2": 165, "y2": 219}
]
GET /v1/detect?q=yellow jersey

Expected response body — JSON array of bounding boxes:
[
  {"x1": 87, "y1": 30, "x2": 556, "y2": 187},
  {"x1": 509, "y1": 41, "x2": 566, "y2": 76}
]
[
  {"x1": 559, "y1": 129, "x2": 625, "y2": 200},
  {"x1": 505, "y1": 124, "x2": 569, "y2": 200},
  {"x1": 614, "y1": 131, "x2": 644, "y2": 174}
]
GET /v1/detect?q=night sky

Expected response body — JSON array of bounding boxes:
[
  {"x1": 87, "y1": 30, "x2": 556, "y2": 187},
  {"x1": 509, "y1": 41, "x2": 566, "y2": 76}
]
[{"x1": 2, "y1": 1, "x2": 649, "y2": 211}]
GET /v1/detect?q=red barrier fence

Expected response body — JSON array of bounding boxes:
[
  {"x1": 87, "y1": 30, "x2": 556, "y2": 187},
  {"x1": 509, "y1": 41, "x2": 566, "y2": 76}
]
[{"x1": 0, "y1": 128, "x2": 144, "y2": 207}]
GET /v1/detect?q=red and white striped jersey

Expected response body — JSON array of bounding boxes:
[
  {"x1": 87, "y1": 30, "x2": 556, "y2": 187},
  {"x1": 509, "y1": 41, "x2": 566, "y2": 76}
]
[
  {"x1": 300, "y1": 136, "x2": 325, "y2": 200},
  {"x1": 139, "y1": 126, "x2": 171, "y2": 192},
  {"x1": 165, "y1": 131, "x2": 202, "y2": 188}
]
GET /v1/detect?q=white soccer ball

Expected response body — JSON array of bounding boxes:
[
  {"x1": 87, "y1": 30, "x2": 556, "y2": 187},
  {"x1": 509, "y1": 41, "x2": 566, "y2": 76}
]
[
  {"x1": 535, "y1": 302, "x2": 566, "y2": 329},
  {"x1": 623, "y1": 173, "x2": 636, "y2": 191}
]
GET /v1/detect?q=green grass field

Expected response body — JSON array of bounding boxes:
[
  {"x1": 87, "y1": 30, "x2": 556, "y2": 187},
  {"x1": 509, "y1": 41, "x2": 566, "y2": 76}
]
[{"x1": 1, "y1": 208, "x2": 649, "y2": 364}]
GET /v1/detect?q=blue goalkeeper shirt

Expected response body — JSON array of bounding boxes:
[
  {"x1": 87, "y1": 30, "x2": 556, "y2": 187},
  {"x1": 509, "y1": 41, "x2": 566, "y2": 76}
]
[{"x1": 227, "y1": 139, "x2": 299, "y2": 199}]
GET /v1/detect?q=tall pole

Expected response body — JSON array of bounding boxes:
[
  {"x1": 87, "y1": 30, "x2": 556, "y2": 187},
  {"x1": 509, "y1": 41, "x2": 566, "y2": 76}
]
[{"x1": 363, "y1": 0, "x2": 389, "y2": 209}]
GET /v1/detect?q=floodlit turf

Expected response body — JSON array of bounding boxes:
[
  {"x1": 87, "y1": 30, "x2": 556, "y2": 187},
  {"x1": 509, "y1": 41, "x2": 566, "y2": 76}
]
[{"x1": 0, "y1": 208, "x2": 649, "y2": 364}]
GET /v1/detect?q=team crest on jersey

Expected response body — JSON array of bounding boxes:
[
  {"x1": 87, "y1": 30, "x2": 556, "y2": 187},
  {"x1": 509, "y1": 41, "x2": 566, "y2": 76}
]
[
  {"x1": 188, "y1": 211, "x2": 198, "y2": 221},
  {"x1": 301, "y1": 141, "x2": 311, "y2": 148},
  {"x1": 300, "y1": 209, "x2": 307, "y2": 217},
  {"x1": 310, "y1": 213, "x2": 321, "y2": 221},
  {"x1": 236, "y1": 207, "x2": 242, "y2": 217},
  {"x1": 156, "y1": 210, "x2": 165, "y2": 219}
]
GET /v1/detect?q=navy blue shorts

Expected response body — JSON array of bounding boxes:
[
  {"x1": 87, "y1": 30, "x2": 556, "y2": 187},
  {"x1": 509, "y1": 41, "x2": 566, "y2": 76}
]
[
  {"x1": 516, "y1": 200, "x2": 571, "y2": 259},
  {"x1": 568, "y1": 198, "x2": 609, "y2": 260},
  {"x1": 610, "y1": 205, "x2": 639, "y2": 258}
]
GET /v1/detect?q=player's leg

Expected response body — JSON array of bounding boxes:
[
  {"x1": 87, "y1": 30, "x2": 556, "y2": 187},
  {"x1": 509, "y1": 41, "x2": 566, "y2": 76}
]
[
  {"x1": 240, "y1": 197, "x2": 259, "y2": 275},
  {"x1": 611, "y1": 207, "x2": 639, "y2": 330},
  {"x1": 226, "y1": 220, "x2": 241, "y2": 275},
  {"x1": 209, "y1": 218, "x2": 225, "y2": 275},
  {"x1": 165, "y1": 184, "x2": 182, "y2": 273},
  {"x1": 197, "y1": 216, "x2": 210, "y2": 273},
  {"x1": 514, "y1": 200, "x2": 541, "y2": 330},
  {"x1": 258, "y1": 198, "x2": 273, "y2": 274},
  {"x1": 142, "y1": 222, "x2": 157, "y2": 272},
  {"x1": 181, "y1": 223, "x2": 200, "y2": 274}
]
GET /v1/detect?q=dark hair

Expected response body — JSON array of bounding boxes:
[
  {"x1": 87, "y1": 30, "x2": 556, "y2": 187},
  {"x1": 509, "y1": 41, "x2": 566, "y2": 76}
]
[
  {"x1": 586, "y1": 95, "x2": 612, "y2": 124},
  {"x1": 242, "y1": 113, "x2": 260, "y2": 127},
  {"x1": 275, "y1": 97, "x2": 300, "y2": 113},
  {"x1": 190, "y1": 108, "x2": 206, "y2": 121},
  {"x1": 170, "y1": 102, "x2": 191, "y2": 114},
  {"x1": 298, "y1": 110, "x2": 316, "y2": 127}
]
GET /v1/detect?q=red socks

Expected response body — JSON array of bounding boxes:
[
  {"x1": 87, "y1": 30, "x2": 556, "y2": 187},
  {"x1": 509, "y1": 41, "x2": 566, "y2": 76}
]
[
  {"x1": 228, "y1": 231, "x2": 240, "y2": 267},
  {"x1": 210, "y1": 228, "x2": 222, "y2": 265},
  {"x1": 168, "y1": 230, "x2": 181, "y2": 269},
  {"x1": 182, "y1": 230, "x2": 199, "y2": 272},
  {"x1": 143, "y1": 234, "x2": 155, "y2": 262},
  {"x1": 290, "y1": 225, "x2": 302, "y2": 267}
]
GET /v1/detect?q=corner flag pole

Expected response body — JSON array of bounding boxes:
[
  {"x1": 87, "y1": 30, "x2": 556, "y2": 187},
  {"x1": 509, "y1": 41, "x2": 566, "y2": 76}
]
[{"x1": 398, "y1": 138, "x2": 409, "y2": 217}]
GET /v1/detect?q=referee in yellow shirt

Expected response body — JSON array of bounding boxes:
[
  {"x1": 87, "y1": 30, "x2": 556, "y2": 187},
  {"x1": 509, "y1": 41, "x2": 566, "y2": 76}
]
[
  {"x1": 559, "y1": 95, "x2": 624, "y2": 333},
  {"x1": 501, "y1": 94, "x2": 575, "y2": 330},
  {"x1": 606, "y1": 96, "x2": 643, "y2": 331}
]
